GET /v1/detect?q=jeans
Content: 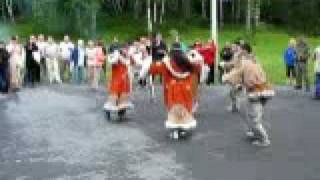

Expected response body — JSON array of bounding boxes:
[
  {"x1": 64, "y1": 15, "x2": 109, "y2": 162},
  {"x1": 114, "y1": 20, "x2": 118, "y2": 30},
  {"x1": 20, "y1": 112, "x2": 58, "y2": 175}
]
[
  {"x1": 0, "y1": 66, "x2": 9, "y2": 93},
  {"x1": 296, "y1": 62, "x2": 310, "y2": 89},
  {"x1": 47, "y1": 58, "x2": 61, "y2": 84},
  {"x1": 246, "y1": 98, "x2": 269, "y2": 142},
  {"x1": 72, "y1": 66, "x2": 85, "y2": 84},
  {"x1": 316, "y1": 73, "x2": 320, "y2": 97},
  {"x1": 59, "y1": 60, "x2": 70, "y2": 82}
]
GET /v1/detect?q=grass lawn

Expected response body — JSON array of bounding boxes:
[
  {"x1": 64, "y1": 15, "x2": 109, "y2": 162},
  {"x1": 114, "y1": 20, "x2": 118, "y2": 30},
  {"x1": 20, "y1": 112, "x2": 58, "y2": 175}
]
[{"x1": 1, "y1": 17, "x2": 319, "y2": 85}]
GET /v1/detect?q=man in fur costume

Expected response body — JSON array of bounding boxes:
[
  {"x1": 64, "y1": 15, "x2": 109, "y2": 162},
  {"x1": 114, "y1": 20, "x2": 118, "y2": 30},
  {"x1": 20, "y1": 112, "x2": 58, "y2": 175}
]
[
  {"x1": 104, "y1": 46, "x2": 134, "y2": 111},
  {"x1": 222, "y1": 54, "x2": 274, "y2": 147},
  {"x1": 139, "y1": 43, "x2": 201, "y2": 131},
  {"x1": 220, "y1": 43, "x2": 246, "y2": 112}
]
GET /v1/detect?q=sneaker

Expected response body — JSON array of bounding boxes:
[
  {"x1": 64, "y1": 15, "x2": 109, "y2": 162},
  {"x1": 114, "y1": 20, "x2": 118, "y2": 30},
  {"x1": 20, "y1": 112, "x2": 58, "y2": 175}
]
[{"x1": 252, "y1": 139, "x2": 271, "y2": 147}]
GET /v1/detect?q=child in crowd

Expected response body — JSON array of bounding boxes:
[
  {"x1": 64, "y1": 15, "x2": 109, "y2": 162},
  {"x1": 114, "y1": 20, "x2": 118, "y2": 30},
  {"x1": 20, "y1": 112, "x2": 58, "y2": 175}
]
[{"x1": 284, "y1": 38, "x2": 297, "y2": 86}]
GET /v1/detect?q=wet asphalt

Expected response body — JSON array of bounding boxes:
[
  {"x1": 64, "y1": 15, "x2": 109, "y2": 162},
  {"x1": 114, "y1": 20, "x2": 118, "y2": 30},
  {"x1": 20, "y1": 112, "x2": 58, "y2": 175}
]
[{"x1": 0, "y1": 84, "x2": 319, "y2": 180}]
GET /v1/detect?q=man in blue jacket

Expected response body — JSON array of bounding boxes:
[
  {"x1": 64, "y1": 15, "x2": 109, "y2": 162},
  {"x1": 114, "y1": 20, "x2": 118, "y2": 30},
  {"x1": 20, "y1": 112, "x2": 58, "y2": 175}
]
[{"x1": 71, "y1": 40, "x2": 86, "y2": 84}]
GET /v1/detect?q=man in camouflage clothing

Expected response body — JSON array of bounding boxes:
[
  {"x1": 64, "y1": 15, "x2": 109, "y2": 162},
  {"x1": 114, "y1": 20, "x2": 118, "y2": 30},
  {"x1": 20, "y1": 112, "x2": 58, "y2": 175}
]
[{"x1": 295, "y1": 37, "x2": 310, "y2": 91}]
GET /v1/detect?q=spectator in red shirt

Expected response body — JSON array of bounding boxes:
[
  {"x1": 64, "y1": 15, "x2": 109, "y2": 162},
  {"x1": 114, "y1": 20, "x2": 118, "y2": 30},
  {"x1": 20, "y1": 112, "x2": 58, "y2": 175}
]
[{"x1": 201, "y1": 39, "x2": 217, "y2": 85}]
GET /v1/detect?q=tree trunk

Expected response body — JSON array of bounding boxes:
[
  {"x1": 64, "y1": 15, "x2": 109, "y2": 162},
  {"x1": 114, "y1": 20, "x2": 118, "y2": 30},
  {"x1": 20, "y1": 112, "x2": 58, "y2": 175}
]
[
  {"x1": 246, "y1": 0, "x2": 252, "y2": 31},
  {"x1": 91, "y1": 3, "x2": 97, "y2": 39},
  {"x1": 232, "y1": 0, "x2": 235, "y2": 23},
  {"x1": 134, "y1": 0, "x2": 140, "y2": 20},
  {"x1": 219, "y1": 0, "x2": 223, "y2": 27},
  {"x1": 1, "y1": 0, "x2": 6, "y2": 22},
  {"x1": 6, "y1": 0, "x2": 14, "y2": 22},
  {"x1": 236, "y1": 0, "x2": 241, "y2": 24},
  {"x1": 183, "y1": 0, "x2": 191, "y2": 19},
  {"x1": 76, "y1": 6, "x2": 82, "y2": 36},
  {"x1": 160, "y1": 0, "x2": 165, "y2": 24},
  {"x1": 202, "y1": 0, "x2": 207, "y2": 19},
  {"x1": 254, "y1": 0, "x2": 260, "y2": 27},
  {"x1": 153, "y1": 0, "x2": 157, "y2": 23}
]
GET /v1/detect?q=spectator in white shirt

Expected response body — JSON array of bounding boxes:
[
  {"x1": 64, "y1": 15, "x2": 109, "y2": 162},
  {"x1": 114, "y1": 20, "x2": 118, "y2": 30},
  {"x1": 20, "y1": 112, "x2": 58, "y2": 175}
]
[
  {"x1": 37, "y1": 34, "x2": 48, "y2": 82},
  {"x1": 59, "y1": 35, "x2": 74, "y2": 82},
  {"x1": 45, "y1": 36, "x2": 61, "y2": 84}
]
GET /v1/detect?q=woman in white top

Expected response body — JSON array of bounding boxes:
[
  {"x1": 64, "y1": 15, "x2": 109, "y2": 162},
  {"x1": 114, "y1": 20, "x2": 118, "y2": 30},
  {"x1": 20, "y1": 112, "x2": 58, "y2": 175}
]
[
  {"x1": 45, "y1": 36, "x2": 61, "y2": 84},
  {"x1": 86, "y1": 40, "x2": 97, "y2": 89},
  {"x1": 37, "y1": 34, "x2": 48, "y2": 82},
  {"x1": 59, "y1": 35, "x2": 74, "y2": 82},
  {"x1": 7, "y1": 36, "x2": 24, "y2": 90}
]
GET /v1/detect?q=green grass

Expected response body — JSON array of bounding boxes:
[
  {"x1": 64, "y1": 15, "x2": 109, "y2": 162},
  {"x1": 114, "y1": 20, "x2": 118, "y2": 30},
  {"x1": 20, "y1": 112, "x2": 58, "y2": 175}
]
[{"x1": 1, "y1": 17, "x2": 319, "y2": 85}]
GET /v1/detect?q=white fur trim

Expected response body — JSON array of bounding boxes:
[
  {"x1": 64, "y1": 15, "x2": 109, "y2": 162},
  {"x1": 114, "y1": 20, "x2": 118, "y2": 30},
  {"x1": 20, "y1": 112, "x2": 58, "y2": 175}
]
[
  {"x1": 165, "y1": 119, "x2": 197, "y2": 130},
  {"x1": 118, "y1": 101, "x2": 135, "y2": 110},
  {"x1": 200, "y1": 64, "x2": 210, "y2": 83},
  {"x1": 131, "y1": 52, "x2": 144, "y2": 66},
  {"x1": 103, "y1": 102, "x2": 119, "y2": 111},
  {"x1": 104, "y1": 101, "x2": 134, "y2": 111},
  {"x1": 186, "y1": 50, "x2": 204, "y2": 63},
  {"x1": 163, "y1": 56, "x2": 190, "y2": 79},
  {"x1": 108, "y1": 50, "x2": 120, "y2": 64},
  {"x1": 248, "y1": 90, "x2": 275, "y2": 99},
  {"x1": 119, "y1": 56, "x2": 130, "y2": 65},
  {"x1": 139, "y1": 55, "x2": 153, "y2": 78}
]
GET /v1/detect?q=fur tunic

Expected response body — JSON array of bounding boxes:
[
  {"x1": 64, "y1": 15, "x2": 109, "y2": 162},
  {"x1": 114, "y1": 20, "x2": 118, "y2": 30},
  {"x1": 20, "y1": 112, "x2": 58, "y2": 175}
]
[{"x1": 149, "y1": 61, "x2": 200, "y2": 112}]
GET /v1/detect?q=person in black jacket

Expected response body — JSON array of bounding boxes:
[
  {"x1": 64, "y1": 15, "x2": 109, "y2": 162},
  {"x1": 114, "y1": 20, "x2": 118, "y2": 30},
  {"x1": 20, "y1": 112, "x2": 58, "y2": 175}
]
[
  {"x1": 218, "y1": 42, "x2": 233, "y2": 83},
  {"x1": 152, "y1": 33, "x2": 167, "y2": 83},
  {"x1": 25, "y1": 36, "x2": 40, "y2": 86},
  {"x1": 0, "y1": 41, "x2": 10, "y2": 93}
]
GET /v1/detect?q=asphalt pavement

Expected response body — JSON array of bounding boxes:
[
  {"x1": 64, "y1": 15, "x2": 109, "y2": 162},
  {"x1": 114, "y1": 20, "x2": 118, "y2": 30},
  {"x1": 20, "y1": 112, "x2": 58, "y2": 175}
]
[{"x1": 0, "y1": 84, "x2": 319, "y2": 180}]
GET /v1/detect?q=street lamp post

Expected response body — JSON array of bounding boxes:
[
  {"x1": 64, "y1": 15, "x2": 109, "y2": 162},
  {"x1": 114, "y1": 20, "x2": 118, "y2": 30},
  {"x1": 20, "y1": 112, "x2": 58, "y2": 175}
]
[
  {"x1": 211, "y1": 0, "x2": 218, "y2": 66},
  {"x1": 211, "y1": 0, "x2": 218, "y2": 45}
]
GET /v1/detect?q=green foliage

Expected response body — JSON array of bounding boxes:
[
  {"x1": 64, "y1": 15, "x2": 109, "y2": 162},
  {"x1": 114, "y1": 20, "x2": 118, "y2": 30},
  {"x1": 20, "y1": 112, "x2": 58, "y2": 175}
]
[
  {"x1": 262, "y1": 0, "x2": 320, "y2": 35},
  {"x1": 1, "y1": 15, "x2": 319, "y2": 85}
]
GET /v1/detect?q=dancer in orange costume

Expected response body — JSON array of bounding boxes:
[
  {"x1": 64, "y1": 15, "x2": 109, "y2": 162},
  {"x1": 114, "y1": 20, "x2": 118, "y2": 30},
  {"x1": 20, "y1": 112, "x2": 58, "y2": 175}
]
[
  {"x1": 104, "y1": 47, "x2": 133, "y2": 111},
  {"x1": 139, "y1": 43, "x2": 201, "y2": 134}
]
